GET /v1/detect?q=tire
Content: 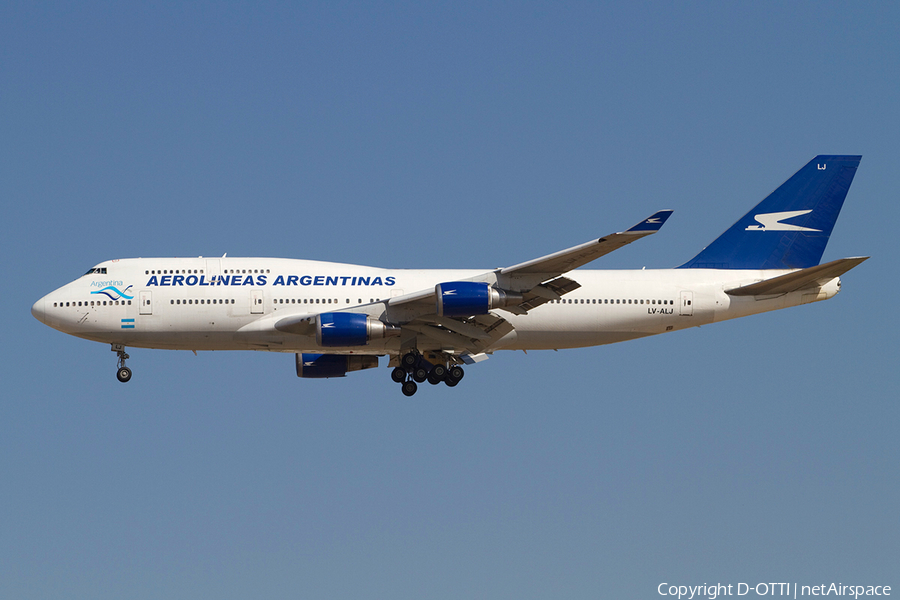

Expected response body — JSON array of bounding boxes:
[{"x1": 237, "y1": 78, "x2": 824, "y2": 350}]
[
  {"x1": 391, "y1": 367, "x2": 406, "y2": 383},
  {"x1": 401, "y1": 352, "x2": 418, "y2": 368},
  {"x1": 401, "y1": 380, "x2": 418, "y2": 397},
  {"x1": 431, "y1": 364, "x2": 447, "y2": 380},
  {"x1": 444, "y1": 378, "x2": 458, "y2": 387},
  {"x1": 413, "y1": 367, "x2": 428, "y2": 383},
  {"x1": 448, "y1": 366, "x2": 464, "y2": 381},
  {"x1": 117, "y1": 366, "x2": 132, "y2": 383},
  {"x1": 427, "y1": 372, "x2": 442, "y2": 385}
]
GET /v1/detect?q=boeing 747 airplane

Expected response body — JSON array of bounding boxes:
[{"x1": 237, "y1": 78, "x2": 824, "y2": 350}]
[{"x1": 32, "y1": 156, "x2": 867, "y2": 396}]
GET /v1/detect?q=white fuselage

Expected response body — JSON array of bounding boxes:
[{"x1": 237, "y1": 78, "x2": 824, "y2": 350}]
[{"x1": 32, "y1": 257, "x2": 840, "y2": 355}]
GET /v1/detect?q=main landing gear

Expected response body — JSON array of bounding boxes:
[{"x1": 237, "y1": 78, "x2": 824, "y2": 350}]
[
  {"x1": 112, "y1": 344, "x2": 132, "y2": 383},
  {"x1": 391, "y1": 351, "x2": 465, "y2": 397}
]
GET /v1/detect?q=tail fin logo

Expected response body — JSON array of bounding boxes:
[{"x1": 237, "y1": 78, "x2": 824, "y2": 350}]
[{"x1": 745, "y1": 210, "x2": 821, "y2": 232}]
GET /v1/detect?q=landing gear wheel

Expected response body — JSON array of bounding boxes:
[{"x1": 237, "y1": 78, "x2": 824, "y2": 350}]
[
  {"x1": 112, "y1": 344, "x2": 132, "y2": 383},
  {"x1": 444, "y1": 377, "x2": 459, "y2": 387},
  {"x1": 401, "y1": 380, "x2": 418, "y2": 397},
  {"x1": 448, "y1": 365, "x2": 464, "y2": 382},
  {"x1": 391, "y1": 367, "x2": 407, "y2": 383},
  {"x1": 117, "y1": 366, "x2": 132, "y2": 383},
  {"x1": 427, "y1": 364, "x2": 446, "y2": 385},
  {"x1": 401, "y1": 352, "x2": 419, "y2": 369},
  {"x1": 413, "y1": 367, "x2": 429, "y2": 383}
]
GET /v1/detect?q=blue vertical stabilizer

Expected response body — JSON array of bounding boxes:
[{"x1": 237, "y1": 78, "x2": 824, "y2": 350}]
[{"x1": 679, "y1": 155, "x2": 861, "y2": 269}]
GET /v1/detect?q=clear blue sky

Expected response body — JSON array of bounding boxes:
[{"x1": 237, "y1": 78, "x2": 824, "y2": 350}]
[{"x1": 3, "y1": 3, "x2": 898, "y2": 598}]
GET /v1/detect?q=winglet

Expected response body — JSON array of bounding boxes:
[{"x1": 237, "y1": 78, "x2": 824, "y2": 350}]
[{"x1": 625, "y1": 210, "x2": 673, "y2": 233}]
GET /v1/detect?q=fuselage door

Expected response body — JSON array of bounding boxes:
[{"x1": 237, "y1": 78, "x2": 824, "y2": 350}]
[
  {"x1": 206, "y1": 259, "x2": 221, "y2": 285},
  {"x1": 139, "y1": 290, "x2": 153, "y2": 315},
  {"x1": 251, "y1": 289, "x2": 264, "y2": 314},
  {"x1": 679, "y1": 291, "x2": 693, "y2": 316}
]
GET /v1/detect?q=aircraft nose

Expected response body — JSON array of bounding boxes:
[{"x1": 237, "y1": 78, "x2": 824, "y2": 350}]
[{"x1": 32, "y1": 297, "x2": 47, "y2": 324}]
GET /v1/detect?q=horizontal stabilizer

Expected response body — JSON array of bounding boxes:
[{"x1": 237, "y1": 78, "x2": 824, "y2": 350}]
[{"x1": 725, "y1": 257, "x2": 868, "y2": 296}]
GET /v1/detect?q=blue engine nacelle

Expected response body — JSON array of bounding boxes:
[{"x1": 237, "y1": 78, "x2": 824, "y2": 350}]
[
  {"x1": 315, "y1": 312, "x2": 400, "y2": 347},
  {"x1": 435, "y1": 282, "x2": 523, "y2": 317},
  {"x1": 295, "y1": 353, "x2": 379, "y2": 378}
]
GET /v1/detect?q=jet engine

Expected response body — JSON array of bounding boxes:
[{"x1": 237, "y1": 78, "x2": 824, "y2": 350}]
[
  {"x1": 315, "y1": 312, "x2": 400, "y2": 347},
  {"x1": 435, "y1": 282, "x2": 523, "y2": 317},
  {"x1": 295, "y1": 353, "x2": 379, "y2": 378}
]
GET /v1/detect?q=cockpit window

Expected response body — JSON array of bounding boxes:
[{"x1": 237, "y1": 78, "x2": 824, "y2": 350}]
[{"x1": 84, "y1": 267, "x2": 108, "y2": 275}]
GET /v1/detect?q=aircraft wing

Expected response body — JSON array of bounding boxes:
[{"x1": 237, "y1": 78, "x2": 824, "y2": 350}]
[
  {"x1": 267, "y1": 210, "x2": 672, "y2": 355},
  {"x1": 500, "y1": 210, "x2": 673, "y2": 277},
  {"x1": 388, "y1": 209, "x2": 672, "y2": 313},
  {"x1": 376, "y1": 209, "x2": 674, "y2": 353}
]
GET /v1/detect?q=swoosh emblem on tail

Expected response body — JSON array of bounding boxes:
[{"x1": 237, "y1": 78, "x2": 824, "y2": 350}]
[{"x1": 745, "y1": 210, "x2": 821, "y2": 232}]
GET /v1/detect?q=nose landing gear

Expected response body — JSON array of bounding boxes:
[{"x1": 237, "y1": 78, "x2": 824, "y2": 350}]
[{"x1": 112, "y1": 344, "x2": 132, "y2": 383}]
